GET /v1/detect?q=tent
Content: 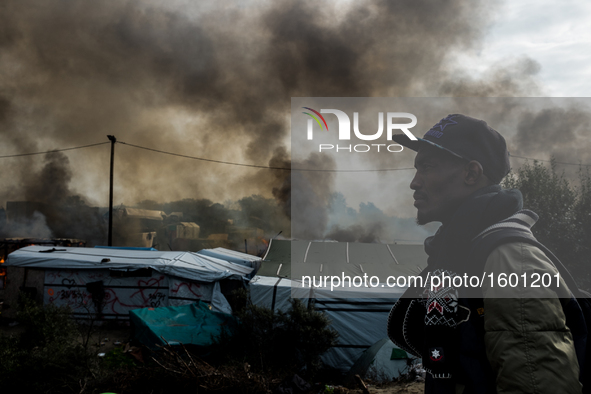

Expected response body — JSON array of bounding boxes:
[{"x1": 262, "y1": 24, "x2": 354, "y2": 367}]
[
  {"x1": 249, "y1": 239, "x2": 428, "y2": 378},
  {"x1": 345, "y1": 338, "x2": 412, "y2": 383},
  {"x1": 5, "y1": 245, "x2": 253, "y2": 318},
  {"x1": 257, "y1": 239, "x2": 426, "y2": 280}
]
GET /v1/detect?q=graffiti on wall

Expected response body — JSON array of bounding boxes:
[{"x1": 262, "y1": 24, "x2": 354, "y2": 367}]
[
  {"x1": 44, "y1": 269, "x2": 169, "y2": 318},
  {"x1": 169, "y1": 277, "x2": 215, "y2": 306}
]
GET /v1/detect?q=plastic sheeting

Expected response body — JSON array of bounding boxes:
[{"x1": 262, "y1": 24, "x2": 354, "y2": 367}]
[
  {"x1": 6, "y1": 246, "x2": 253, "y2": 282},
  {"x1": 40, "y1": 268, "x2": 234, "y2": 318},
  {"x1": 129, "y1": 302, "x2": 236, "y2": 349},
  {"x1": 198, "y1": 247, "x2": 262, "y2": 277},
  {"x1": 346, "y1": 338, "x2": 410, "y2": 381},
  {"x1": 248, "y1": 276, "x2": 404, "y2": 375},
  {"x1": 7, "y1": 246, "x2": 250, "y2": 317},
  {"x1": 258, "y1": 239, "x2": 428, "y2": 280},
  {"x1": 250, "y1": 239, "x2": 427, "y2": 375},
  {"x1": 44, "y1": 268, "x2": 170, "y2": 318}
]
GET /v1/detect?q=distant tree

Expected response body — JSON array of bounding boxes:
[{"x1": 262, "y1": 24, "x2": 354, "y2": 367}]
[
  {"x1": 502, "y1": 160, "x2": 591, "y2": 291},
  {"x1": 235, "y1": 195, "x2": 291, "y2": 236},
  {"x1": 135, "y1": 195, "x2": 290, "y2": 239},
  {"x1": 572, "y1": 166, "x2": 591, "y2": 290},
  {"x1": 135, "y1": 199, "x2": 163, "y2": 211}
]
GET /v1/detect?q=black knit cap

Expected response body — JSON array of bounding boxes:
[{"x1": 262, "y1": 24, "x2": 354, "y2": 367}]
[{"x1": 392, "y1": 114, "x2": 511, "y2": 183}]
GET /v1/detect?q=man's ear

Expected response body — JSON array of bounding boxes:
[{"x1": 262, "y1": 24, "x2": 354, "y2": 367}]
[{"x1": 464, "y1": 160, "x2": 484, "y2": 185}]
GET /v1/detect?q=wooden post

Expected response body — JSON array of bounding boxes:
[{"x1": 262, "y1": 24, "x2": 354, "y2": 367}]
[{"x1": 107, "y1": 135, "x2": 116, "y2": 246}]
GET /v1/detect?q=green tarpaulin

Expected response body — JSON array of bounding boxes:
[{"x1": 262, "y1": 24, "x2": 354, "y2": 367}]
[{"x1": 129, "y1": 302, "x2": 235, "y2": 349}]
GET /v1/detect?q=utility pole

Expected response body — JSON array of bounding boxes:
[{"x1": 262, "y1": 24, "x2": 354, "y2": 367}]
[{"x1": 107, "y1": 135, "x2": 117, "y2": 246}]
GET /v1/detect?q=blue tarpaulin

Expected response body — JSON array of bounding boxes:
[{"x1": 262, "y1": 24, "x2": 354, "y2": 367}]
[{"x1": 129, "y1": 302, "x2": 236, "y2": 349}]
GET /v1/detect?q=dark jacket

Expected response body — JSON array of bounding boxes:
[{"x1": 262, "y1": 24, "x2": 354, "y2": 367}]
[
  {"x1": 388, "y1": 186, "x2": 581, "y2": 393},
  {"x1": 481, "y1": 242, "x2": 580, "y2": 394}
]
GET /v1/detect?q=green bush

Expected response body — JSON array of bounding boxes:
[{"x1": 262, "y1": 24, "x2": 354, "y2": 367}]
[
  {"x1": 212, "y1": 292, "x2": 338, "y2": 375},
  {"x1": 0, "y1": 295, "x2": 95, "y2": 393},
  {"x1": 503, "y1": 160, "x2": 591, "y2": 291},
  {"x1": 17, "y1": 294, "x2": 80, "y2": 349},
  {"x1": 102, "y1": 347, "x2": 137, "y2": 369}
]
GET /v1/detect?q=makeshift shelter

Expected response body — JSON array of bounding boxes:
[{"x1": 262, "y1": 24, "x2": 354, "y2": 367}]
[
  {"x1": 249, "y1": 239, "x2": 427, "y2": 378},
  {"x1": 130, "y1": 301, "x2": 236, "y2": 350},
  {"x1": 5, "y1": 246, "x2": 253, "y2": 318},
  {"x1": 198, "y1": 247, "x2": 262, "y2": 277},
  {"x1": 257, "y1": 239, "x2": 426, "y2": 280}
]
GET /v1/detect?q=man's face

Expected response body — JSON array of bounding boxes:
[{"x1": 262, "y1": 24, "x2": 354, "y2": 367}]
[{"x1": 410, "y1": 145, "x2": 470, "y2": 225}]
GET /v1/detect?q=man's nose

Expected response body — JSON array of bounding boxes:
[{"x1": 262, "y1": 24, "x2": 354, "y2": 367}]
[{"x1": 410, "y1": 172, "x2": 421, "y2": 190}]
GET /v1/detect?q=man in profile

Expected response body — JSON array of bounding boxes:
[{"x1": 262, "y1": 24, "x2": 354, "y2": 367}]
[{"x1": 387, "y1": 114, "x2": 582, "y2": 393}]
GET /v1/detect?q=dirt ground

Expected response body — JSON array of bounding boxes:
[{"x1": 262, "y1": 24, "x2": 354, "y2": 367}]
[
  {"x1": 351, "y1": 381, "x2": 424, "y2": 394},
  {"x1": 375, "y1": 382, "x2": 424, "y2": 393}
]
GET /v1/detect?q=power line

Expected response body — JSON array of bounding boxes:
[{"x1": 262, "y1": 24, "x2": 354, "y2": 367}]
[
  {"x1": 118, "y1": 141, "x2": 414, "y2": 172},
  {"x1": 3, "y1": 139, "x2": 590, "y2": 171},
  {"x1": 0, "y1": 139, "x2": 413, "y2": 172},
  {"x1": 120, "y1": 141, "x2": 591, "y2": 171},
  {"x1": 0, "y1": 141, "x2": 110, "y2": 158}
]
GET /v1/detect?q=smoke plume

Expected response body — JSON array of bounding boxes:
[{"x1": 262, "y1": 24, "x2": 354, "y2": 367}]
[{"x1": 0, "y1": 0, "x2": 557, "y2": 244}]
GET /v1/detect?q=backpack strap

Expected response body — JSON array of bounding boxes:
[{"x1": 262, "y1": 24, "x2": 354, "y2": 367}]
[{"x1": 472, "y1": 226, "x2": 583, "y2": 300}]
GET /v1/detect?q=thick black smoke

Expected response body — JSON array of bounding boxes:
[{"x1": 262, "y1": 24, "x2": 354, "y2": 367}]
[
  {"x1": 1, "y1": 152, "x2": 106, "y2": 244},
  {"x1": 0, "y1": 0, "x2": 552, "y2": 244},
  {"x1": 513, "y1": 106, "x2": 591, "y2": 173}
]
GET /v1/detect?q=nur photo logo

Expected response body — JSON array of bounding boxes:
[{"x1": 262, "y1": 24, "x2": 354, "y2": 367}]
[{"x1": 302, "y1": 107, "x2": 418, "y2": 153}]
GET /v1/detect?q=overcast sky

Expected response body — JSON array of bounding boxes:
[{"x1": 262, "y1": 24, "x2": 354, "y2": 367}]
[{"x1": 462, "y1": 0, "x2": 591, "y2": 97}]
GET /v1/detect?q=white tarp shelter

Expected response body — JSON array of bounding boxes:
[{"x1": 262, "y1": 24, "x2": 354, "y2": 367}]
[
  {"x1": 249, "y1": 239, "x2": 428, "y2": 378},
  {"x1": 5, "y1": 246, "x2": 253, "y2": 318},
  {"x1": 198, "y1": 247, "x2": 263, "y2": 277}
]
